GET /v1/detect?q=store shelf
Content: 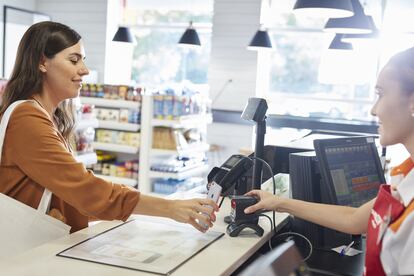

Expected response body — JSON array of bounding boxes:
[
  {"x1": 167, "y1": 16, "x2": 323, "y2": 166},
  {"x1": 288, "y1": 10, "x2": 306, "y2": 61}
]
[
  {"x1": 149, "y1": 164, "x2": 209, "y2": 179},
  {"x1": 138, "y1": 94, "x2": 212, "y2": 193},
  {"x1": 74, "y1": 152, "x2": 97, "y2": 166},
  {"x1": 95, "y1": 174, "x2": 138, "y2": 187},
  {"x1": 93, "y1": 142, "x2": 139, "y2": 154},
  {"x1": 98, "y1": 120, "x2": 140, "y2": 132},
  {"x1": 151, "y1": 143, "x2": 210, "y2": 156},
  {"x1": 75, "y1": 118, "x2": 99, "y2": 131},
  {"x1": 80, "y1": 97, "x2": 140, "y2": 109},
  {"x1": 151, "y1": 114, "x2": 213, "y2": 128}
]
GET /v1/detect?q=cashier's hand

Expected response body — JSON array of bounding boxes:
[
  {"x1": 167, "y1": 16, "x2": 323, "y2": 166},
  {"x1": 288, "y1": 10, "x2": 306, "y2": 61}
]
[
  {"x1": 244, "y1": 190, "x2": 279, "y2": 214},
  {"x1": 170, "y1": 199, "x2": 219, "y2": 233}
]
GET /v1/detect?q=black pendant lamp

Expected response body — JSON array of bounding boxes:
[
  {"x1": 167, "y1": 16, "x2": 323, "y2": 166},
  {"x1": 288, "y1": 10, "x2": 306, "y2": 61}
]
[
  {"x1": 113, "y1": 26, "x2": 135, "y2": 43},
  {"x1": 324, "y1": 0, "x2": 372, "y2": 34},
  {"x1": 293, "y1": 0, "x2": 354, "y2": 18},
  {"x1": 112, "y1": 0, "x2": 134, "y2": 43},
  {"x1": 247, "y1": 28, "x2": 272, "y2": 51},
  {"x1": 341, "y1": 16, "x2": 379, "y2": 42},
  {"x1": 178, "y1": 21, "x2": 201, "y2": 47},
  {"x1": 329, "y1": 34, "x2": 353, "y2": 50}
]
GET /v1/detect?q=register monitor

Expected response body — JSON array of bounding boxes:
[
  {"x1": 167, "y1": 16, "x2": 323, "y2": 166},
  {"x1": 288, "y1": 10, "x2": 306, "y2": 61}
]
[
  {"x1": 314, "y1": 136, "x2": 384, "y2": 207},
  {"x1": 289, "y1": 136, "x2": 384, "y2": 248}
]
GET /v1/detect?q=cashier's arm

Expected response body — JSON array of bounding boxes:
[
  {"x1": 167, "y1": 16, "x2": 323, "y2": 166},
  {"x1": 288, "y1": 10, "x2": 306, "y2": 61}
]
[
  {"x1": 245, "y1": 190, "x2": 375, "y2": 235},
  {"x1": 133, "y1": 194, "x2": 218, "y2": 232}
]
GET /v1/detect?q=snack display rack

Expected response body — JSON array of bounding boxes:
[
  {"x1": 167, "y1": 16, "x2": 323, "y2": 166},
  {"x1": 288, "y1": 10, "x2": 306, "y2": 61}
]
[{"x1": 80, "y1": 84, "x2": 212, "y2": 194}]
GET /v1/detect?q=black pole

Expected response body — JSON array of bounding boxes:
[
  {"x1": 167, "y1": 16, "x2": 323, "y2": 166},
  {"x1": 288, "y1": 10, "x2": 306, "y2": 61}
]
[{"x1": 252, "y1": 118, "x2": 266, "y2": 190}]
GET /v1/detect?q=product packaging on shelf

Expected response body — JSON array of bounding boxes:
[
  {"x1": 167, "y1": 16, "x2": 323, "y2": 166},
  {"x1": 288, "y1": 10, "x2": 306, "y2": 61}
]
[
  {"x1": 152, "y1": 83, "x2": 210, "y2": 120},
  {"x1": 80, "y1": 83, "x2": 143, "y2": 102}
]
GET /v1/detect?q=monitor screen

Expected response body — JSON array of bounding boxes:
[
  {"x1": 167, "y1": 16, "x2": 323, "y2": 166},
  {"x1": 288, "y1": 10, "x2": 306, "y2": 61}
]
[{"x1": 314, "y1": 136, "x2": 385, "y2": 207}]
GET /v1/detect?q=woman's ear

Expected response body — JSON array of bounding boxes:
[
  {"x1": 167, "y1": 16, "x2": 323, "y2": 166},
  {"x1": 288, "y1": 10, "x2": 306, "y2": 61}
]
[
  {"x1": 39, "y1": 65, "x2": 47, "y2": 73},
  {"x1": 39, "y1": 56, "x2": 47, "y2": 73}
]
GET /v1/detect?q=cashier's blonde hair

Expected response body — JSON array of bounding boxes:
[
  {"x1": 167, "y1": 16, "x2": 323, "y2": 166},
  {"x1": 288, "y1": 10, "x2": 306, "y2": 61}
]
[
  {"x1": 384, "y1": 47, "x2": 414, "y2": 95},
  {"x1": 0, "y1": 21, "x2": 81, "y2": 144}
]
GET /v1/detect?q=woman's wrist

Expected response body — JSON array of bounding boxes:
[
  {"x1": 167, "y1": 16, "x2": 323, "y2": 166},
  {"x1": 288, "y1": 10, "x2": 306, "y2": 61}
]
[
  {"x1": 133, "y1": 195, "x2": 175, "y2": 219},
  {"x1": 273, "y1": 196, "x2": 290, "y2": 213},
  {"x1": 164, "y1": 199, "x2": 176, "y2": 219}
]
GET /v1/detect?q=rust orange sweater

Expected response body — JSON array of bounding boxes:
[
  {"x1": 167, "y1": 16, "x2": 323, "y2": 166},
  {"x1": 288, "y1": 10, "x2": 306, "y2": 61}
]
[{"x1": 0, "y1": 101, "x2": 139, "y2": 232}]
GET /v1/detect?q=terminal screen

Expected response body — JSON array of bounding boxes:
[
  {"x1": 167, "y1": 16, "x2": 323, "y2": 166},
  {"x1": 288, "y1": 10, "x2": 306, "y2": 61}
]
[{"x1": 324, "y1": 143, "x2": 382, "y2": 207}]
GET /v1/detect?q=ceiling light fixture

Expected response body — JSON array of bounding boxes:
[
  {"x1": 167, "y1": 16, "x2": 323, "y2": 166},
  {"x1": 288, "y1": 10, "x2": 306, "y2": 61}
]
[
  {"x1": 247, "y1": 26, "x2": 272, "y2": 51},
  {"x1": 293, "y1": 0, "x2": 354, "y2": 18},
  {"x1": 113, "y1": 26, "x2": 135, "y2": 43},
  {"x1": 178, "y1": 21, "x2": 201, "y2": 47},
  {"x1": 329, "y1": 34, "x2": 353, "y2": 50},
  {"x1": 341, "y1": 16, "x2": 379, "y2": 42},
  {"x1": 324, "y1": 0, "x2": 372, "y2": 34},
  {"x1": 112, "y1": 0, "x2": 135, "y2": 43}
]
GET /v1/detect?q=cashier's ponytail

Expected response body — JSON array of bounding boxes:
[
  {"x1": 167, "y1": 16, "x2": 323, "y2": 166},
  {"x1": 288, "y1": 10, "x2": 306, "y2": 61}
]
[{"x1": 0, "y1": 21, "x2": 81, "y2": 144}]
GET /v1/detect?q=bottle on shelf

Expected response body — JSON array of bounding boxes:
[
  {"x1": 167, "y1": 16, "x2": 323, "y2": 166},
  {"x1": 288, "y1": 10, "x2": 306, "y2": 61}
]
[
  {"x1": 139, "y1": 83, "x2": 212, "y2": 195},
  {"x1": 79, "y1": 83, "x2": 143, "y2": 188}
]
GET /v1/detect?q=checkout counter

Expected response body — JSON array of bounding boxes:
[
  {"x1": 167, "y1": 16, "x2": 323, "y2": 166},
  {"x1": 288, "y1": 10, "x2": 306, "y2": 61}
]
[{"x1": 0, "y1": 195, "x2": 290, "y2": 276}]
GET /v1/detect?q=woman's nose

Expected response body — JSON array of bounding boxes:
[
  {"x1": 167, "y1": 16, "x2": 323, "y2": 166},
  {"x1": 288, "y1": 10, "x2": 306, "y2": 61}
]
[
  {"x1": 370, "y1": 103, "x2": 377, "y2": 117},
  {"x1": 79, "y1": 66, "x2": 89, "y2": 76}
]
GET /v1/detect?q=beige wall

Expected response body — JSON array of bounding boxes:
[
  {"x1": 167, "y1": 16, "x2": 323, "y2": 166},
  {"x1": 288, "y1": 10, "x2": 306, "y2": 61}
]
[{"x1": 208, "y1": 0, "x2": 262, "y2": 111}]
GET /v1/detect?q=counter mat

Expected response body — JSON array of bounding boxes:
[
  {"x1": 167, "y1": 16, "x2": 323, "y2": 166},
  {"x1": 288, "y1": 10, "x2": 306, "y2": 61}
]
[{"x1": 57, "y1": 218, "x2": 224, "y2": 275}]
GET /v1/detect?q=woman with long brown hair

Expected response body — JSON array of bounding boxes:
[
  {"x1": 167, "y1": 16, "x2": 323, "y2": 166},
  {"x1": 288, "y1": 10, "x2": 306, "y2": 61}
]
[{"x1": 0, "y1": 21, "x2": 217, "y2": 244}]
